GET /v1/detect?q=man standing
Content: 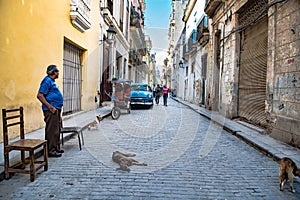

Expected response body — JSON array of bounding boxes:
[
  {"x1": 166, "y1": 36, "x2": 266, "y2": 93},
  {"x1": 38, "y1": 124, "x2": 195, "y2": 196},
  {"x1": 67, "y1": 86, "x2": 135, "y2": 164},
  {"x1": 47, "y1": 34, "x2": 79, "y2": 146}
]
[{"x1": 37, "y1": 65, "x2": 64, "y2": 157}]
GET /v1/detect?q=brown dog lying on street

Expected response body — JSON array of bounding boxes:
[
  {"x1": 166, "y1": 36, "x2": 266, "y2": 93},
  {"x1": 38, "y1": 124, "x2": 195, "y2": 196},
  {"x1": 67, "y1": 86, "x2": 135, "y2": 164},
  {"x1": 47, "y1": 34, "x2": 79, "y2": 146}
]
[
  {"x1": 279, "y1": 157, "x2": 300, "y2": 193},
  {"x1": 112, "y1": 151, "x2": 147, "y2": 172}
]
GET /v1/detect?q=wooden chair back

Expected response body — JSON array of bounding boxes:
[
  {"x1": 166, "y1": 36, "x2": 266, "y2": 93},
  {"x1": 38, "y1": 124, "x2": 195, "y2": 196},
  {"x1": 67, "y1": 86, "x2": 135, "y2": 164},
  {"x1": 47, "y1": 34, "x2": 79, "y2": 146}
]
[{"x1": 2, "y1": 107, "x2": 25, "y2": 145}]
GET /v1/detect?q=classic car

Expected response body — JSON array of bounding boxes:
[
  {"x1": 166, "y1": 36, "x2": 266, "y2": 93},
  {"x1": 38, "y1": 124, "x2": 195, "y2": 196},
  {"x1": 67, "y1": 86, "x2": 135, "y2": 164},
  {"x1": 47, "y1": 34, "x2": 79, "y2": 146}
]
[{"x1": 130, "y1": 83, "x2": 153, "y2": 108}]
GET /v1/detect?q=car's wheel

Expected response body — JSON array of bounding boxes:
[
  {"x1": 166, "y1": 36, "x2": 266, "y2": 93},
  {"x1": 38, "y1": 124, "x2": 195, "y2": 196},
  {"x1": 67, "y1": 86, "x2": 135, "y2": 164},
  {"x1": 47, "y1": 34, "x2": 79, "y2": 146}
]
[{"x1": 111, "y1": 107, "x2": 121, "y2": 120}]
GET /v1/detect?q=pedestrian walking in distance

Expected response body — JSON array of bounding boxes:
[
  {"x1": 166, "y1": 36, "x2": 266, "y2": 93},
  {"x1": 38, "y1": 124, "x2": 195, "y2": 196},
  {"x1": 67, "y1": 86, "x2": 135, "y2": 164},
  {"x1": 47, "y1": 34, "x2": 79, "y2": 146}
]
[
  {"x1": 152, "y1": 84, "x2": 156, "y2": 99},
  {"x1": 155, "y1": 84, "x2": 162, "y2": 105},
  {"x1": 162, "y1": 85, "x2": 169, "y2": 106},
  {"x1": 37, "y1": 65, "x2": 64, "y2": 157}
]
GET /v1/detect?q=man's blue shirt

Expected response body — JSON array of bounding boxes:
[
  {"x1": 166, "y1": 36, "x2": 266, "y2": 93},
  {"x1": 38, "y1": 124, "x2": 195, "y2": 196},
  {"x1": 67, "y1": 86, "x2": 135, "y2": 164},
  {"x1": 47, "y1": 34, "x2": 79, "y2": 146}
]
[{"x1": 39, "y1": 76, "x2": 63, "y2": 110}]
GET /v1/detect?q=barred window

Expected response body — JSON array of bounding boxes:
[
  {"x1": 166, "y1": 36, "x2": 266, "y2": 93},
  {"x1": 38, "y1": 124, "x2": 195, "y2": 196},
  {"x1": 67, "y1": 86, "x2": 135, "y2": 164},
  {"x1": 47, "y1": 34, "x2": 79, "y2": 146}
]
[{"x1": 63, "y1": 42, "x2": 83, "y2": 115}]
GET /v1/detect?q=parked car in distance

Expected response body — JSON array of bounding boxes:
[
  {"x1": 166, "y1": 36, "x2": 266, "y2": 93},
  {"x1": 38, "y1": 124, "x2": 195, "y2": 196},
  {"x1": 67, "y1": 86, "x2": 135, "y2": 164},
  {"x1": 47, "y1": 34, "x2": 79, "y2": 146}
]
[{"x1": 130, "y1": 83, "x2": 153, "y2": 108}]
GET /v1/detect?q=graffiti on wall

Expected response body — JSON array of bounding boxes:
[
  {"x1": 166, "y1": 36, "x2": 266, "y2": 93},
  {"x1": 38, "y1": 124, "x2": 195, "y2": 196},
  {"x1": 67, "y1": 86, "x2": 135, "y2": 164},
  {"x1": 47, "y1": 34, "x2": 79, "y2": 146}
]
[{"x1": 275, "y1": 72, "x2": 299, "y2": 115}]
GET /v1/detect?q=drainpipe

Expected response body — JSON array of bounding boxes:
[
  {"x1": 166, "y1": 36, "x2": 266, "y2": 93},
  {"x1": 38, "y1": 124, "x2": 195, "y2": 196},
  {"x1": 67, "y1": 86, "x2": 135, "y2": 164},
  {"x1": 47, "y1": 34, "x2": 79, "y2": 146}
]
[
  {"x1": 215, "y1": 21, "x2": 226, "y2": 112},
  {"x1": 98, "y1": 25, "x2": 105, "y2": 107},
  {"x1": 220, "y1": 21, "x2": 225, "y2": 111}
]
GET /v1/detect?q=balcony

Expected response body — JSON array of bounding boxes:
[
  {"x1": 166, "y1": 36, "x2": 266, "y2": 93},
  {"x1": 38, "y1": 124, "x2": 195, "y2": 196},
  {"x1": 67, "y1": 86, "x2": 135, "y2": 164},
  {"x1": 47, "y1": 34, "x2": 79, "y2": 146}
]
[
  {"x1": 184, "y1": 29, "x2": 197, "y2": 54},
  {"x1": 130, "y1": 26, "x2": 146, "y2": 54},
  {"x1": 130, "y1": 6, "x2": 139, "y2": 26},
  {"x1": 197, "y1": 15, "x2": 209, "y2": 46},
  {"x1": 170, "y1": 19, "x2": 175, "y2": 27},
  {"x1": 192, "y1": 29, "x2": 197, "y2": 45},
  {"x1": 129, "y1": 50, "x2": 138, "y2": 63},
  {"x1": 70, "y1": 0, "x2": 91, "y2": 32},
  {"x1": 204, "y1": 0, "x2": 222, "y2": 18},
  {"x1": 130, "y1": 6, "x2": 146, "y2": 57}
]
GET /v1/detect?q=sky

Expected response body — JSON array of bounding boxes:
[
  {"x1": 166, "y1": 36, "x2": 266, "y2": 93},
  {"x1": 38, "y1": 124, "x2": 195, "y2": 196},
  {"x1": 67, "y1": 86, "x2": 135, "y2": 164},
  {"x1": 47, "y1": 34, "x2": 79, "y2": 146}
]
[{"x1": 144, "y1": 0, "x2": 171, "y2": 67}]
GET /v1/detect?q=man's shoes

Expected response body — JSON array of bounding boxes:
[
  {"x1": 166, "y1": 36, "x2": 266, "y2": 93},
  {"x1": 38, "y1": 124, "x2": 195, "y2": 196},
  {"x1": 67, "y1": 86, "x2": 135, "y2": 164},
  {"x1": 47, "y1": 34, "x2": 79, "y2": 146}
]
[
  {"x1": 48, "y1": 151, "x2": 62, "y2": 157},
  {"x1": 56, "y1": 149, "x2": 64, "y2": 153}
]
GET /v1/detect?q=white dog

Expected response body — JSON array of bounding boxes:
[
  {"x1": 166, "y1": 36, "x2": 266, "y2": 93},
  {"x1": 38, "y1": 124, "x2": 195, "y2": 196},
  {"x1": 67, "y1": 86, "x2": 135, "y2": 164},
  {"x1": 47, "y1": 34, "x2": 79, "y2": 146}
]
[{"x1": 88, "y1": 115, "x2": 103, "y2": 130}]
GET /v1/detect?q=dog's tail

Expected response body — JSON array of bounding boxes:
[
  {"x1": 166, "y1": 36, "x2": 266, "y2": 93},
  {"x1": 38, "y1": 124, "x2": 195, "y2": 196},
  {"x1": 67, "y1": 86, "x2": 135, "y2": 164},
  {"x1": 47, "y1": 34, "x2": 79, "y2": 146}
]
[{"x1": 293, "y1": 165, "x2": 300, "y2": 177}]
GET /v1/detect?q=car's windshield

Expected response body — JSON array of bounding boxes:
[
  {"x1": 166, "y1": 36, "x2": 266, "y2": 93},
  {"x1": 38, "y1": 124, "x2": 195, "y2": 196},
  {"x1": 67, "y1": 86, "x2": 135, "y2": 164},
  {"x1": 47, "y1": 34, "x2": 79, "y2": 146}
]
[{"x1": 131, "y1": 85, "x2": 151, "y2": 91}]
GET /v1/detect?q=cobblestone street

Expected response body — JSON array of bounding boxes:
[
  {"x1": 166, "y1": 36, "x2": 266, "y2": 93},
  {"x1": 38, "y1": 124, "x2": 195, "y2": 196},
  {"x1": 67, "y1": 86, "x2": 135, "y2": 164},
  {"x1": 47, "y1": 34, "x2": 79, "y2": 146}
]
[{"x1": 1, "y1": 98, "x2": 299, "y2": 199}]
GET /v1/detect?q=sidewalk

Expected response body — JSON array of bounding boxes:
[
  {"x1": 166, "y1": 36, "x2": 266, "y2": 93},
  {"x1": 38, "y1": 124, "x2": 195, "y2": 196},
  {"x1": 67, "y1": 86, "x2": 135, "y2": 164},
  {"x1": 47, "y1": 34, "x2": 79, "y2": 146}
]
[
  {"x1": 171, "y1": 97, "x2": 300, "y2": 165},
  {"x1": 0, "y1": 105, "x2": 112, "y2": 181}
]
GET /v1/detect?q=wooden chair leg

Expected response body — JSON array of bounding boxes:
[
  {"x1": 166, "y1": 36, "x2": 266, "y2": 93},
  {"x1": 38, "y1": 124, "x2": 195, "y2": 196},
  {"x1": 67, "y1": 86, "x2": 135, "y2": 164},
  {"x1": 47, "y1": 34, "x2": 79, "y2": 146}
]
[
  {"x1": 21, "y1": 150, "x2": 26, "y2": 169},
  {"x1": 29, "y1": 150, "x2": 35, "y2": 182},
  {"x1": 4, "y1": 152, "x2": 10, "y2": 179},
  {"x1": 44, "y1": 143, "x2": 48, "y2": 171}
]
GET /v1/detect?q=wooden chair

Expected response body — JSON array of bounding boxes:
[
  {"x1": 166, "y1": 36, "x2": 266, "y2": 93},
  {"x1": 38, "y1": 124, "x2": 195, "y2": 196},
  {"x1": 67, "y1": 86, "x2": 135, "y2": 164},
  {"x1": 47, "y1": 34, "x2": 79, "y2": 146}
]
[
  {"x1": 60, "y1": 126, "x2": 84, "y2": 150},
  {"x1": 2, "y1": 107, "x2": 48, "y2": 182}
]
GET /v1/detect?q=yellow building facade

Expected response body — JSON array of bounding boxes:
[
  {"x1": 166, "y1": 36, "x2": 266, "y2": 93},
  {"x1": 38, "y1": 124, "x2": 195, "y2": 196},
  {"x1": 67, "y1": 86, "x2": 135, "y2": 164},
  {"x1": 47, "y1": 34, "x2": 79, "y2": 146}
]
[{"x1": 0, "y1": 0, "x2": 104, "y2": 141}]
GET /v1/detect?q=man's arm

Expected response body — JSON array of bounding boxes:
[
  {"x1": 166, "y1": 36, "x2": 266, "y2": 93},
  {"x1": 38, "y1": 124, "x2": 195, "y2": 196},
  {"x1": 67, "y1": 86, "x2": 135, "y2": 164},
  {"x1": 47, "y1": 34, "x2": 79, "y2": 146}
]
[{"x1": 37, "y1": 92, "x2": 57, "y2": 113}]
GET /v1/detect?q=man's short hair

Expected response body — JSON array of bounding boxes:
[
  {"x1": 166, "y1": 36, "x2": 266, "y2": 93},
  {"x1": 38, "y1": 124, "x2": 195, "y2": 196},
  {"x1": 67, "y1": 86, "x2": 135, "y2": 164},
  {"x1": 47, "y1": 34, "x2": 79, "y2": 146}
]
[{"x1": 46, "y1": 65, "x2": 59, "y2": 75}]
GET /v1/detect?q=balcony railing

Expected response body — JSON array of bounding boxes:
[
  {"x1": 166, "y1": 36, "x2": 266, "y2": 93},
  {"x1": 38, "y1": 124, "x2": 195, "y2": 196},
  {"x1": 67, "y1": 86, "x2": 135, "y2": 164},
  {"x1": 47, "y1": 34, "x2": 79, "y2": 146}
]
[
  {"x1": 197, "y1": 15, "x2": 209, "y2": 46},
  {"x1": 197, "y1": 15, "x2": 208, "y2": 40},
  {"x1": 70, "y1": 0, "x2": 91, "y2": 32},
  {"x1": 185, "y1": 29, "x2": 197, "y2": 54},
  {"x1": 130, "y1": 6, "x2": 142, "y2": 27},
  {"x1": 129, "y1": 50, "x2": 138, "y2": 63}
]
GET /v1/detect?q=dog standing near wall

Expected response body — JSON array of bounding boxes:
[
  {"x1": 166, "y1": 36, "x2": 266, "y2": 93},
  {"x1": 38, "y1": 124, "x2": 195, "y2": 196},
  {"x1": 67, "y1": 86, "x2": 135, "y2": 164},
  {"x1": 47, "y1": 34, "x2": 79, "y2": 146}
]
[{"x1": 279, "y1": 157, "x2": 300, "y2": 193}]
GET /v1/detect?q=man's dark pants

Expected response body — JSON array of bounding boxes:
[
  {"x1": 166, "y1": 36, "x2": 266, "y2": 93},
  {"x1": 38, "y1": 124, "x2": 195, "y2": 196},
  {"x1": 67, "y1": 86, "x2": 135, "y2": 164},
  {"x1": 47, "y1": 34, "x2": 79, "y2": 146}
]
[{"x1": 43, "y1": 109, "x2": 61, "y2": 153}]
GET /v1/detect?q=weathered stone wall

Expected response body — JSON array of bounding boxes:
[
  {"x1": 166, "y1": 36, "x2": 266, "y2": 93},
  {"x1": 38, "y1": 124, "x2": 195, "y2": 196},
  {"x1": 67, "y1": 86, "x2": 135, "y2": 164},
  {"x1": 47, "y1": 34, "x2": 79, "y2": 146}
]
[
  {"x1": 205, "y1": 0, "x2": 299, "y2": 147},
  {"x1": 267, "y1": 0, "x2": 300, "y2": 147},
  {"x1": 211, "y1": 0, "x2": 241, "y2": 118}
]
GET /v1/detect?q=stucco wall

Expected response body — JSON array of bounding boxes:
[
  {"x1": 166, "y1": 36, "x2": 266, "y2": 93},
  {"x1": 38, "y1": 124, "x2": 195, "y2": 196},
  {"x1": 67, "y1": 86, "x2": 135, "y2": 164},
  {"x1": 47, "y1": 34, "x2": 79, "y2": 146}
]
[{"x1": 0, "y1": 0, "x2": 101, "y2": 141}]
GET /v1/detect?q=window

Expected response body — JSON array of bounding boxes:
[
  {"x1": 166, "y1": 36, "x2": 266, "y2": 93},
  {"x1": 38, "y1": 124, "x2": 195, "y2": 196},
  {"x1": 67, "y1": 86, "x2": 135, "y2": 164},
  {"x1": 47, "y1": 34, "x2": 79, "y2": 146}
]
[
  {"x1": 120, "y1": 0, "x2": 124, "y2": 32},
  {"x1": 63, "y1": 42, "x2": 83, "y2": 115}
]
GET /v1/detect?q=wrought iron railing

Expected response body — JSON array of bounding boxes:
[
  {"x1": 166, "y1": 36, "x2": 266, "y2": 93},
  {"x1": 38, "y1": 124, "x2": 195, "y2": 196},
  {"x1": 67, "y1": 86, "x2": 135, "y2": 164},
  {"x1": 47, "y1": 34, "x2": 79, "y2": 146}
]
[{"x1": 196, "y1": 15, "x2": 209, "y2": 41}]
